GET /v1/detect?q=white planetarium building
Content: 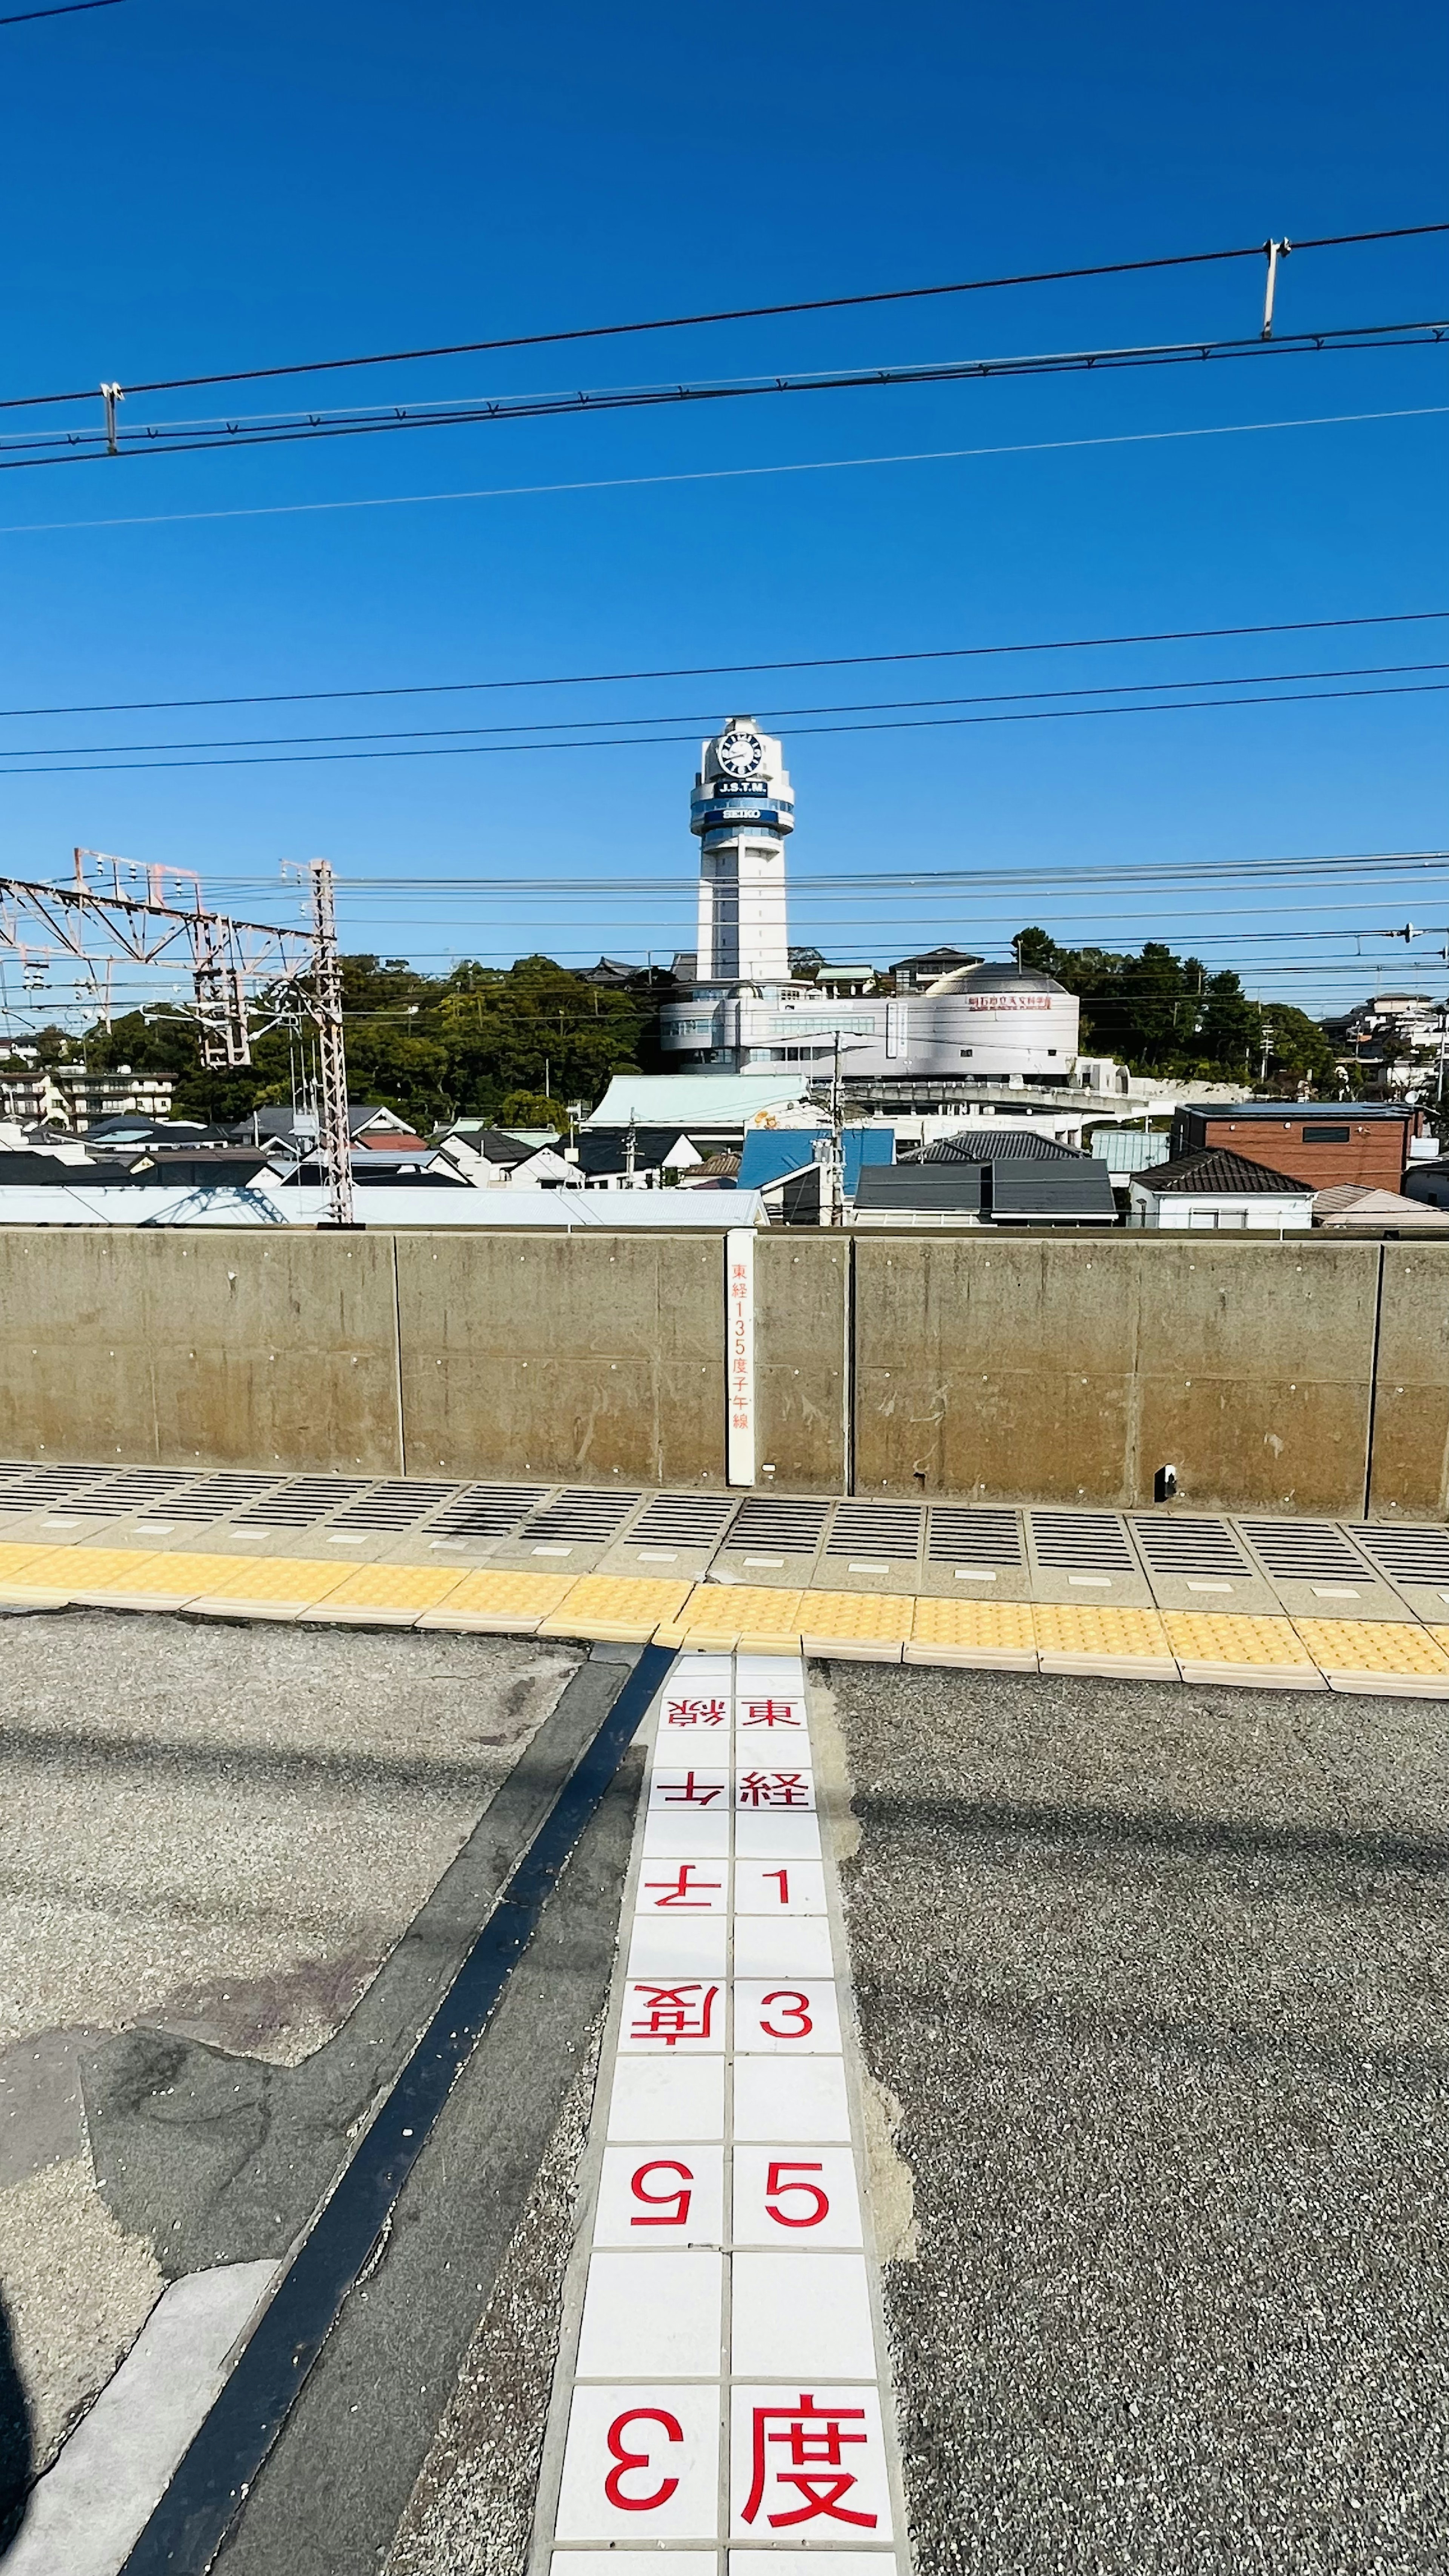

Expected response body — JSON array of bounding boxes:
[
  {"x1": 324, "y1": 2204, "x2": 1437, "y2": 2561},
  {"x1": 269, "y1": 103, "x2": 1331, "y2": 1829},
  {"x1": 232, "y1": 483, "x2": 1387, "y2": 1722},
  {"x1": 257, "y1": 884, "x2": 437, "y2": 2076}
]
[{"x1": 658, "y1": 718, "x2": 1081, "y2": 1099}]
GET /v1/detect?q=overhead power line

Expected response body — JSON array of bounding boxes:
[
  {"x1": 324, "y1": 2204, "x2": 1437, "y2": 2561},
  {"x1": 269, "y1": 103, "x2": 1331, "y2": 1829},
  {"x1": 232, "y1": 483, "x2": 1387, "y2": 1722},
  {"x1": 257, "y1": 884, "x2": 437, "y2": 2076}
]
[
  {"x1": 2, "y1": 677, "x2": 1443, "y2": 776},
  {"x1": 5, "y1": 659, "x2": 1443, "y2": 762},
  {"x1": 5, "y1": 219, "x2": 1444, "y2": 410},
  {"x1": 0, "y1": 1, "x2": 123, "y2": 22},
  {"x1": 3, "y1": 318, "x2": 1444, "y2": 471},
  {"x1": 3, "y1": 609, "x2": 1441, "y2": 720}
]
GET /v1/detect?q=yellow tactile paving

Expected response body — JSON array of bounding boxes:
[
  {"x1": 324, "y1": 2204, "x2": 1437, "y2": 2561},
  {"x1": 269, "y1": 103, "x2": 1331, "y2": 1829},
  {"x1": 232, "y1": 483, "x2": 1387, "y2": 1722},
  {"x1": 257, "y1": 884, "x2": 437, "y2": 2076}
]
[
  {"x1": 415, "y1": 1567, "x2": 577, "y2": 1633},
  {"x1": 0, "y1": 1541, "x2": 61, "y2": 1583},
  {"x1": 1164, "y1": 1612, "x2": 1321, "y2": 1678},
  {"x1": 306, "y1": 1563, "x2": 472, "y2": 1622},
  {"x1": 1034, "y1": 1601, "x2": 1177, "y2": 1675},
  {"x1": 0, "y1": 1545, "x2": 173, "y2": 1603},
  {"x1": 906, "y1": 1595, "x2": 1037, "y2": 1669},
  {"x1": 660, "y1": 1585, "x2": 808, "y2": 1650},
  {"x1": 11, "y1": 1523, "x2": 1449, "y2": 1701},
  {"x1": 1163, "y1": 1611, "x2": 1312, "y2": 1664},
  {"x1": 185, "y1": 1555, "x2": 356, "y2": 1606},
  {"x1": 799, "y1": 1587, "x2": 915, "y2": 1661},
  {"x1": 537, "y1": 1573, "x2": 693, "y2": 1642},
  {"x1": 1290, "y1": 1618, "x2": 1449, "y2": 1690}
]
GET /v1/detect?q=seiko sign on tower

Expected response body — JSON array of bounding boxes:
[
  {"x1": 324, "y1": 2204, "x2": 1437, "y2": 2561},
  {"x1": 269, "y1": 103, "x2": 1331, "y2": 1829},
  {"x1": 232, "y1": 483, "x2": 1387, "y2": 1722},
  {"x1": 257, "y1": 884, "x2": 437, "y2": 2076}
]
[{"x1": 691, "y1": 718, "x2": 794, "y2": 986}]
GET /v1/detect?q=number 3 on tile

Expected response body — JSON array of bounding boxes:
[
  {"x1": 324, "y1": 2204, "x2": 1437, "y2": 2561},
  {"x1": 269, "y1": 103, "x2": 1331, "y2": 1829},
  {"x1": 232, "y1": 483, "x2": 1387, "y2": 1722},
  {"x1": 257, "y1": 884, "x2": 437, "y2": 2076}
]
[{"x1": 605, "y1": 2405, "x2": 683, "y2": 2511}]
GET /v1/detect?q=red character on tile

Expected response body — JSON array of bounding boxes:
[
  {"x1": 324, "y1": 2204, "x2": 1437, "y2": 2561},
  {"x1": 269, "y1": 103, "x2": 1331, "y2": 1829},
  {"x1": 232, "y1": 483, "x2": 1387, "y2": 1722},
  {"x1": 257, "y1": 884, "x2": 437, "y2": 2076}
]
[
  {"x1": 605, "y1": 2406, "x2": 683, "y2": 2511},
  {"x1": 740, "y1": 1698, "x2": 804, "y2": 1730},
  {"x1": 628, "y1": 1982, "x2": 720, "y2": 2046},
  {"x1": 664, "y1": 1697, "x2": 729, "y2": 1727},
  {"x1": 737, "y1": 1771, "x2": 810, "y2": 1808},
  {"x1": 643, "y1": 1864, "x2": 723, "y2": 1909},
  {"x1": 656, "y1": 1769, "x2": 725, "y2": 1806},
  {"x1": 740, "y1": 2392, "x2": 877, "y2": 2528}
]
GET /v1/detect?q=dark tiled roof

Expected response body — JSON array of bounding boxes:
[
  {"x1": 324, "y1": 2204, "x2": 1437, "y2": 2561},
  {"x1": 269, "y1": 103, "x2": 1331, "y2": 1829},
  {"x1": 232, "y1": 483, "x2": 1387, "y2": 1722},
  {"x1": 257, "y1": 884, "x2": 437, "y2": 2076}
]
[
  {"x1": 989, "y1": 1161, "x2": 1116, "y2": 1218},
  {"x1": 855, "y1": 1164, "x2": 983, "y2": 1212},
  {"x1": 918, "y1": 1129, "x2": 1086, "y2": 1164},
  {"x1": 1136, "y1": 1147, "x2": 1312, "y2": 1195}
]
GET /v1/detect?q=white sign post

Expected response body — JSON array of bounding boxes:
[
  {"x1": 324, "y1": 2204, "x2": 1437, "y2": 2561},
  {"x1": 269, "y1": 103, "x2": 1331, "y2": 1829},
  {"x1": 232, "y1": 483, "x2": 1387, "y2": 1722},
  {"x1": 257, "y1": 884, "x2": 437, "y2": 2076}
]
[{"x1": 724, "y1": 1227, "x2": 756, "y2": 1486}]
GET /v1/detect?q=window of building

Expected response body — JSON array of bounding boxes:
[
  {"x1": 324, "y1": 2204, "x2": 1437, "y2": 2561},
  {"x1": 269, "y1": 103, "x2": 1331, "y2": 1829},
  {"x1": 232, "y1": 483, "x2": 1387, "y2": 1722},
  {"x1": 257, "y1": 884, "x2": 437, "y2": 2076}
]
[{"x1": 1301, "y1": 1125, "x2": 1351, "y2": 1142}]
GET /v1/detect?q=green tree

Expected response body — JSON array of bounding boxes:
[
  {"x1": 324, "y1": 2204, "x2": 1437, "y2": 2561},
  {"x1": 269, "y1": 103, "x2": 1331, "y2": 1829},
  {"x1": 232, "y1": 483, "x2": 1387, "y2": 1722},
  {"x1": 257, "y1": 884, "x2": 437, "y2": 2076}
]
[
  {"x1": 1011, "y1": 926, "x2": 1337, "y2": 1086},
  {"x1": 76, "y1": 952, "x2": 652, "y2": 1130},
  {"x1": 497, "y1": 1090, "x2": 568, "y2": 1133}
]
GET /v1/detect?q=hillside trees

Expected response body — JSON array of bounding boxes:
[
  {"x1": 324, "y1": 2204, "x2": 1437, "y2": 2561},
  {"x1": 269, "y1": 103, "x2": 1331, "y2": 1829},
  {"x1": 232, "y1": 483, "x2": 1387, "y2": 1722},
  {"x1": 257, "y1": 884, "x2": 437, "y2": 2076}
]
[{"x1": 79, "y1": 953, "x2": 649, "y2": 1126}]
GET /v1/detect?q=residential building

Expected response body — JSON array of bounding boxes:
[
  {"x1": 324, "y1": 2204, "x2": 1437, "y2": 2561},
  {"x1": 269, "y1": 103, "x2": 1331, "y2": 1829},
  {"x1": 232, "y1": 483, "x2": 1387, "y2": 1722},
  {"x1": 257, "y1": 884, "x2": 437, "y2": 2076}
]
[
  {"x1": 1312, "y1": 1183, "x2": 1449, "y2": 1235},
  {"x1": 1402, "y1": 1156, "x2": 1449, "y2": 1212},
  {"x1": 1166, "y1": 1101, "x2": 1421, "y2": 1192},
  {"x1": 889, "y1": 946, "x2": 985, "y2": 992},
  {"x1": 1128, "y1": 1147, "x2": 1314, "y2": 1232},
  {"x1": 0, "y1": 1063, "x2": 176, "y2": 1130},
  {"x1": 1320, "y1": 990, "x2": 1449, "y2": 1095},
  {"x1": 432, "y1": 1122, "x2": 577, "y2": 1187},
  {"x1": 853, "y1": 1150, "x2": 1116, "y2": 1228}
]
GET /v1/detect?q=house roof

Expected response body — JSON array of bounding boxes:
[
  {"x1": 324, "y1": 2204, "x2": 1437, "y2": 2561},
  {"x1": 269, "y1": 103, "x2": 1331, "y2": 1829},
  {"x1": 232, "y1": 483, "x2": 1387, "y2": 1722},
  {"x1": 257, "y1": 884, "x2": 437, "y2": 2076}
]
[
  {"x1": 856, "y1": 1164, "x2": 983, "y2": 1212},
  {"x1": 1135, "y1": 1147, "x2": 1313, "y2": 1195},
  {"x1": 989, "y1": 1161, "x2": 1117, "y2": 1220},
  {"x1": 918, "y1": 1128, "x2": 1086, "y2": 1164},
  {"x1": 584, "y1": 1073, "x2": 814, "y2": 1129},
  {"x1": 1313, "y1": 1184, "x2": 1449, "y2": 1226},
  {"x1": 1180, "y1": 1101, "x2": 1415, "y2": 1123},
  {"x1": 890, "y1": 945, "x2": 983, "y2": 973}
]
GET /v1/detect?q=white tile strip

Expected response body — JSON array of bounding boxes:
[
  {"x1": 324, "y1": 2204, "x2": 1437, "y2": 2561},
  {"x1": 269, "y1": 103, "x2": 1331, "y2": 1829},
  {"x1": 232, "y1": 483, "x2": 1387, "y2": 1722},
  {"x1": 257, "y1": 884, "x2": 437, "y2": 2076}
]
[{"x1": 532, "y1": 1651, "x2": 905, "y2": 2574}]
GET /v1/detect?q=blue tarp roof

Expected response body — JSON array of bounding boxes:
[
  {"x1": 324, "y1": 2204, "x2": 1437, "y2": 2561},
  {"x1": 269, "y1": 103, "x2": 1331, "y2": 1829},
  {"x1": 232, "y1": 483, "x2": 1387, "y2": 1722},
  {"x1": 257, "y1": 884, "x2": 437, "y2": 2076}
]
[{"x1": 737, "y1": 1127, "x2": 895, "y2": 1195}]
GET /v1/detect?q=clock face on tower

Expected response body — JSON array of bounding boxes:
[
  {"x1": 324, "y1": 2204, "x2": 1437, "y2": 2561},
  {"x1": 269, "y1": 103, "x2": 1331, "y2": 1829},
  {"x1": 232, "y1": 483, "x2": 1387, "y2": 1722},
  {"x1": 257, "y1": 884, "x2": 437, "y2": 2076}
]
[{"x1": 715, "y1": 725, "x2": 766, "y2": 779}]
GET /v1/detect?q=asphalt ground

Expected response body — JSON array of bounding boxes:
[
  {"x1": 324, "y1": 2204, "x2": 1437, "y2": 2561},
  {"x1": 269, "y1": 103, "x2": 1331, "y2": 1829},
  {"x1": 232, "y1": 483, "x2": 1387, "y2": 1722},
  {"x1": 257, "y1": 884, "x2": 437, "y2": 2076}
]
[
  {"x1": 0, "y1": 1611, "x2": 583, "y2": 2491},
  {"x1": 9, "y1": 1626, "x2": 1449, "y2": 2573},
  {"x1": 827, "y1": 1660, "x2": 1449, "y2": 2576}
]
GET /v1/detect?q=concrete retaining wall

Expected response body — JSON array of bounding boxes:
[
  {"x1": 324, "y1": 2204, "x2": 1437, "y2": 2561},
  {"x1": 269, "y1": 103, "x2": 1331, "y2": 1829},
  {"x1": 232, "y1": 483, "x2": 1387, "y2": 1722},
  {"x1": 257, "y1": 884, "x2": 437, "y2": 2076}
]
[{"x1": 0, "y1": 1227, "x2": 1445, "y2": 1516}]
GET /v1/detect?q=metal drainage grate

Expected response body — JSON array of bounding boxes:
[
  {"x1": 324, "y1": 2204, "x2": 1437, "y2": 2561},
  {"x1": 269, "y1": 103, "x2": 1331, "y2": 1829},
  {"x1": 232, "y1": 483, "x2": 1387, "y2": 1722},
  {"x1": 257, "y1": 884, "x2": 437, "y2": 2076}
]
[
  {"x1": 1344, "y1": 1524, "x2": 1449, "y2": 1586},
  {"x1": 520, "y1": 1488, "x2": 643, "y2": 1544},
  {"x1": 926, "y1": 1508, "x2": 1024, "y2": 1567},
  {"x1": 428, "y1": 1485, "x2": 547, "y2": 1540},
  {"x1": 0, "y1": 1465, "x2": 111, "y2": 1511},
  {"x1": 629, "y1": 1493, "x2": 740, "y2": 1548},
  {"x1": 1238, "y1": 1520, "x2": 1371, "y2": 1581},
  {"x1": 162, "y1": 1474, "x2": 289, "y2": 1521},
  {"x1": 233, "y1": 1476, "x2": 373, "y2": 1527},
  {"x1": 327, "y1": 1480, "x2": 463, "y2": 1532},
  {"x1": 1029, "y1": 1511, "x2": 1136, "y2": 1572},
  {"x1": 62, "y1": 1468, "x2": 198, "y2": 1516},
  {"x1": 728, "y1": 1498, "x2": 831, "y2": 1555},
  {"x1": 1129, "y1": 1516, "x2": 1251, "y2": 1577},
  {"x1": 826, "y1": 1503, "x2": 924, "y2": 1560}
]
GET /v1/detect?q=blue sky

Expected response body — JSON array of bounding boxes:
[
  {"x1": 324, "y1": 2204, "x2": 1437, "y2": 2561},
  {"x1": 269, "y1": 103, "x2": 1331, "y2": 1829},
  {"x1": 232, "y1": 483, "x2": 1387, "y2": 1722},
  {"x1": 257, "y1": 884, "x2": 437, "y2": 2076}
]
[{"x1": 0, "y1": 0, "x2": 1444, "y2": 1019}]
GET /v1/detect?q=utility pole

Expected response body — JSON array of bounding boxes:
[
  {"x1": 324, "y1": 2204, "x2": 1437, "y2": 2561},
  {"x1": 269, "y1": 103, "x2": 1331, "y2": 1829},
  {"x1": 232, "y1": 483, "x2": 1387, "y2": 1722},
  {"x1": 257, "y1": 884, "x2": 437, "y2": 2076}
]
[{"x1": 308, "y1": 859, "x2": 355, "y2": 1229}]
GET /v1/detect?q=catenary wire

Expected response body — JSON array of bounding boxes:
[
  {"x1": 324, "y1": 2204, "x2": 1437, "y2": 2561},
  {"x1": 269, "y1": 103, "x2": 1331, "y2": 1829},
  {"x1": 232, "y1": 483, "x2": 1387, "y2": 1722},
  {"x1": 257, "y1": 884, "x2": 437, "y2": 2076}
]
[
  {"x1": 5, "y1": 219, "x2": 1444, "y2": 410},
  {"x1": 1, "y1": 318, "x2": 1444, "y2": 472},
  {"x1": 4, "y1": 400, "x2": 1444, "y2": 540},
  {"x1": 3, "y1": 611, "x2": 1443, "y2": 721}
]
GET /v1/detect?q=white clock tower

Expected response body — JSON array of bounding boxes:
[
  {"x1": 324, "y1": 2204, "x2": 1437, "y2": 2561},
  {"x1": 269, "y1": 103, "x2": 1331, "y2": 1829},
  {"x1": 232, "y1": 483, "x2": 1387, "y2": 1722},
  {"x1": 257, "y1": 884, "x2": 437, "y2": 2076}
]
[{"x1": 690, "y1": 717, "x2": 794, "y2": 987}]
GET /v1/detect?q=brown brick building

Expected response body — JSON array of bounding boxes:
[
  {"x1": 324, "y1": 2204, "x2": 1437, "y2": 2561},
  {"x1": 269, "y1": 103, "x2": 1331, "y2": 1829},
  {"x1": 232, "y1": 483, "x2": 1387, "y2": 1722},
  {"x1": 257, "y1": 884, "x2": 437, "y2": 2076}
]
[{"x1": 1168, "y1": 1102, "x2": 1423, "y2": 1192}]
